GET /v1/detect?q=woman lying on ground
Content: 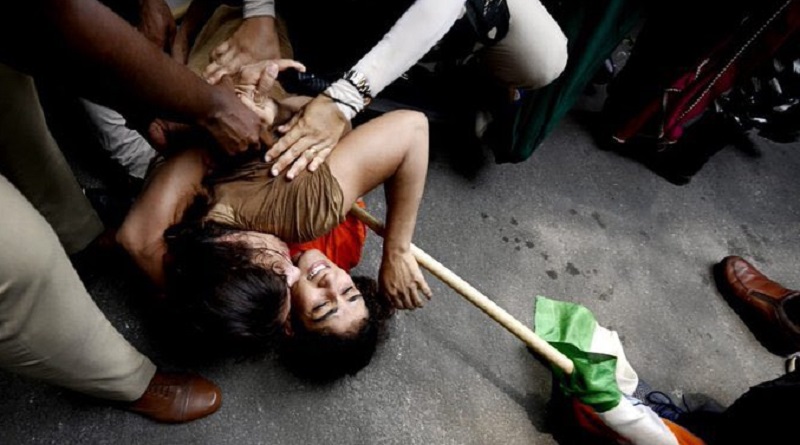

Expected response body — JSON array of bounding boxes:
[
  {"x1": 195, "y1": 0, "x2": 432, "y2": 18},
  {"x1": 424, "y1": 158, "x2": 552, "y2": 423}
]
[{"x1": 118, "y1": 69, "x2": 432, "y2": 378}]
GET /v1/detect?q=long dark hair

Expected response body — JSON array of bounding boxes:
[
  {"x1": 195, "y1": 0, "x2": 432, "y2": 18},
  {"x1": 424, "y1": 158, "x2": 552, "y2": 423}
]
[
  {"x1": 279, "y1": 276, "x2": 394, "y2": 381},
  {"x1": 163, "y1": 219, "x2": 289, "y2": 354}
]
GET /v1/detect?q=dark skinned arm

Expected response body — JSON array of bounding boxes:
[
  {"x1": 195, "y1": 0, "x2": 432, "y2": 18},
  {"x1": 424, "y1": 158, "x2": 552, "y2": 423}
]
[{"x1": 1, "y1": 0, "x2": 260, "y2": 156}]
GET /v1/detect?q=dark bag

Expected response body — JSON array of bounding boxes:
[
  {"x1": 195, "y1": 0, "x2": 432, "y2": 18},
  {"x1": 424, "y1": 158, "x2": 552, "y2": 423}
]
[{"x1": 606, "y1": 0, "x2": 800, "y2": 147}]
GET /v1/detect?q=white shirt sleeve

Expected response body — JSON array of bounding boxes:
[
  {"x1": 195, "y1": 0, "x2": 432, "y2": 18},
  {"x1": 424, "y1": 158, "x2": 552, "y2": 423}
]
[
  {"x1": 352, "y1": 0, "x2": 465, "y2": 96},
  {"x1": 243, "y1": 0, "x2": 275, "y2": 18}
]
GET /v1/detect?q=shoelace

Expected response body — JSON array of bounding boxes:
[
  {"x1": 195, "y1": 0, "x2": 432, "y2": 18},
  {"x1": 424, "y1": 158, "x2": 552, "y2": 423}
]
[{"x1": 645, "y1": 391, "x2": 686, "y2": 421}]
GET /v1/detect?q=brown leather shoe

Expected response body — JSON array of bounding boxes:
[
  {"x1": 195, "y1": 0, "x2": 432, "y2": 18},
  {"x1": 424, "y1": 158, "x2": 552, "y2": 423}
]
[
  {"x1": 127, "y1": 372, "x2": 222, "y2": 423},
  {"x1": 717, "y1": 256, "x2": 800, "y2": 354}
]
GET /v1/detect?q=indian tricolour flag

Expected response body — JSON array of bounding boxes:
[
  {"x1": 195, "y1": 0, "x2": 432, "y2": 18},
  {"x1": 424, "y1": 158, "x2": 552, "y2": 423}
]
[{"x1": 534, "y1": 296, "x2": 705, "y2": 445}]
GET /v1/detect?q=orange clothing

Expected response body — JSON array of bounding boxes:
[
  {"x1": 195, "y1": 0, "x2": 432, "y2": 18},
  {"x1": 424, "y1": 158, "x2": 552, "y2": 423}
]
[{"x1": 288, "y1": 201, "x2": 367, "y2": 273}]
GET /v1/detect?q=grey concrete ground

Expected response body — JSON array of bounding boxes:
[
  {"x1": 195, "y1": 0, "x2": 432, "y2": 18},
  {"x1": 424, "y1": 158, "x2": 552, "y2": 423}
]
[{"x1": 1, "y1": 110, "x2": 798, "y2": 444}]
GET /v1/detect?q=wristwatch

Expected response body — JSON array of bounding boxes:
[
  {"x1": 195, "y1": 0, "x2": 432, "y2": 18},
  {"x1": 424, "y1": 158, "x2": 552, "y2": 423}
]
[{"x1": 342, "y1": 70, "x2": 373, "y2": 104}]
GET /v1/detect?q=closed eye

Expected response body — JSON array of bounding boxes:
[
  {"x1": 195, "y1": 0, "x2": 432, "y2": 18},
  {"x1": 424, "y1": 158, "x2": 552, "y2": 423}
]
[
  {"x1": 341, "y1": 286, "x2": 362, "y2": 302},
  {"x1": 314, "y1": 307, "x2": 338, "y2": 323}
]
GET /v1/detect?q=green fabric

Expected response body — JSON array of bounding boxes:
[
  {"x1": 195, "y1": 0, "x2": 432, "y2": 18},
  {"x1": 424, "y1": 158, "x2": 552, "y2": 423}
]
[
  {"x1": 496, "y1": 0, "x2": 645, "y2": 163},
  {"x1": 534, "y1": 296, "x2": 623, "y2": 413}
]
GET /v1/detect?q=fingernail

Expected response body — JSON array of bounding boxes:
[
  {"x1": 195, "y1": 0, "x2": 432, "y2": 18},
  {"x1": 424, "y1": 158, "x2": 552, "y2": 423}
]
[
  {"x1": 265, "y1": 155, "x2": 272, "y2": 162},
  {"x1": 271, "y1": 168, "x2": 278, "y2": 176}
]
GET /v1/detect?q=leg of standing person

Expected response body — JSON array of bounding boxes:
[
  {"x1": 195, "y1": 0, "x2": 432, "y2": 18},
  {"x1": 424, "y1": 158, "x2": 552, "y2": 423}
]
[
  {"x1": 0, "y1": 173, "x2": 156, "y2": 400},
  {"x1": 0, "y1": 64, "x2": 104, "y2": 255},
  {"x1": 0, "y1": 63, "x2": 221, "y2": 422},
  {"x1": 472, "y1": 0, "x2": 567, "y2": 147},
  {"x1": 481, "y1": 0, "x2": 568, "y2": 90}
]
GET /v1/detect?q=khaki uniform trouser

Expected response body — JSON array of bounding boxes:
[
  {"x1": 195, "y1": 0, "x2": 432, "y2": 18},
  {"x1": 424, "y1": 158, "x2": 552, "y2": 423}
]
[
  {"x1": 0, "y1": 63, "x2": 156, "y2": 401},
  {"x1": 482, "y1": 0, "x2": 569, "y2": 89}
]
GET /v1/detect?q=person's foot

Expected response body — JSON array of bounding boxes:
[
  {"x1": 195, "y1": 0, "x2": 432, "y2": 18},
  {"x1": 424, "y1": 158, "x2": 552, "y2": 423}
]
[
  {"x1": 126, "y1": 372, "x2": 222, "y2": 423},
  {"x1": 644, "y1": 391, "x2": 685, "y2": 421},
  {"x1": 715, "y1": 256, "x2": 800, "y2": 354}
]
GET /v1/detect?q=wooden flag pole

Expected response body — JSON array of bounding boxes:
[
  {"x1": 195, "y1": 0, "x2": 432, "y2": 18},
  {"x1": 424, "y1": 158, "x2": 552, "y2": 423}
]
[{"x1": 349, "y1": 205, "x2": 574, "y2": 375}]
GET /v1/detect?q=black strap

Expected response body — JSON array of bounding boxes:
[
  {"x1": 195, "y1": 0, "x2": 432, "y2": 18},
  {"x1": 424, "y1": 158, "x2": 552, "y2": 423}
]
[{"x1": 464, "y1": 0, "x2": 511, "y2": 46}]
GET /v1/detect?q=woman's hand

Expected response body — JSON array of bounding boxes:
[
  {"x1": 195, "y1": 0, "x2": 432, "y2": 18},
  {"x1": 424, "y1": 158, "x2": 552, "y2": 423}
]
[
  {"x1": 379, "y1": 248, "x2": 432, "y2": 310},
  {"x1": 204, "y1": 16, "x2": 281, "y2": 85},
  {"x1": 266, "y1": 94, "x2": 348, "y2": 180}
]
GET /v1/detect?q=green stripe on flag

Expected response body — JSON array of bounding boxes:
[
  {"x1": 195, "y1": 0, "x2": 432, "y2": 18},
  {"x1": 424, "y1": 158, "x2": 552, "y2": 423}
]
[{"x1": 534, "y1": 296, "x2": 623, "y2": 412}]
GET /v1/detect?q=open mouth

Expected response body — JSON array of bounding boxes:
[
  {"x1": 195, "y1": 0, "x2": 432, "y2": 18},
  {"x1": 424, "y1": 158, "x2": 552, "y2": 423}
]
[{"x1": 307, "y1": 261, "x2": 330, "y2": 281}]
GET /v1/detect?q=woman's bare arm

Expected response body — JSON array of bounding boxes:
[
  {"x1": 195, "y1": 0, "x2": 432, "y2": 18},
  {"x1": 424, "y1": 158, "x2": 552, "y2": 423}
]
[
  {"x1": 117, "y1": 148, "x2": 211, "y2": 289},
  {"x1": 327, "y1": 110, "x2": 432, "y2": 309}
]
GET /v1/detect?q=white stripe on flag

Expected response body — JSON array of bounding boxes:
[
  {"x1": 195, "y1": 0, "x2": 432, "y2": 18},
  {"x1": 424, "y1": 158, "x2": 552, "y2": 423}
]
[
  {"x1": 598, "y1": 396, "x2": 681, "y2": 445},
  {"x1": 589, "y1": 324, "x2": 639, "y2": 396}
]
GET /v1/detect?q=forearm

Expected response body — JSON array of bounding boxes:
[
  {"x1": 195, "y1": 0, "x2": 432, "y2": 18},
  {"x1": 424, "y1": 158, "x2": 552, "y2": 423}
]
[
  {"x1": 118, "y1": 148, "x2": 210, "y2": 288},
  {"x1": 352, "y1": 0, "x2": 463, "y2": 96},
  {"x1": 178, "y1": 0, "x2": 223, "y2": 51},
  {"x1": 37, "y1": 0, "x2": 224, "y2": 123},
  {"x1": 323, "y1": 0, "x2": 463, "y2": 120},
  {"x1": 234, "y1": 15, "x2": 280, "y2": 59},
  {"x1": 382, "y1": 135, "x2": 428, "y2": 255},
  {"x1": 117, "y1": 195, "x2": 170, "y2": 287}
]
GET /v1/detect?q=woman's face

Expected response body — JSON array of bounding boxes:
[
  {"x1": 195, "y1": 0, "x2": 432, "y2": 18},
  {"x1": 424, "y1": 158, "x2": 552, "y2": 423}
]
[{"x1": 290, "y1": 249, "x2": 368, "y2": 336}]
